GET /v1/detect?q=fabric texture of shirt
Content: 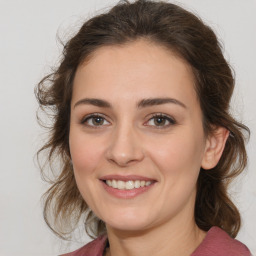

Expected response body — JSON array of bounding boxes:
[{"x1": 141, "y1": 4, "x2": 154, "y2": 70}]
[{"x1": 60, "y1": 226, "x2": 251, "y2": 256}]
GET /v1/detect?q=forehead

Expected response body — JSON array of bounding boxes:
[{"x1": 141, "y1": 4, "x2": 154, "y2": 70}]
[{"x1": 72, "y1": 39, "x2": 198, "y2": 108}]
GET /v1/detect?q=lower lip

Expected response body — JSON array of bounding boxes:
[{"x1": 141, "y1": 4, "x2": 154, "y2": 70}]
[{"x1": 101, "y1": 181, "x2": 155, "y2": 199}]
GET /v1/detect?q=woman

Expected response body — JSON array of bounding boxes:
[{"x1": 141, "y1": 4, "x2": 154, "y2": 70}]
[{"x1": 36, "y1": 0, "x2": 251, "y2": 255}]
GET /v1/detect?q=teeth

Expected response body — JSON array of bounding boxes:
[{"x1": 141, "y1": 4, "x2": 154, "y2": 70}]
[
  {"x1": 134, "y1": 180, "x2": 140, "y2": 188},
  {"x1": 117, "y1": 180, "x2": 125, "y2": 189},
  {"x1": 105, "y1": 180, "x2": 153, "y2": 190},
  {"x1": 112, "y1": 180, "x2": 118, "y2": 188},
  {"x1": 145, "y1": 181, "x2": 151, "y2": 186},
  {"x1": 125, "y1": 181, "x2": 134, "y2": 190}
]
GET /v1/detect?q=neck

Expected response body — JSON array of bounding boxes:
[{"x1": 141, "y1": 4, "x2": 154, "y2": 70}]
[{"x1": 105, "y1": 216, "x2": 206, "y2": 256}]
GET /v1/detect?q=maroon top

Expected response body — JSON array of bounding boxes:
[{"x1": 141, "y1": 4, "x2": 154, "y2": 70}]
[{"x1": 61, "y1": 226, "x2": 251, "y2": 256}]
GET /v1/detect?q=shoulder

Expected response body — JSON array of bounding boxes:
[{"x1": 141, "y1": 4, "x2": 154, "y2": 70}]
[
  {"x1": 60, "y1": 235, "x2": 108, "y2": 256},
  {"x1": 191, "y1": 226, "x2": 251, "y2": 256}
]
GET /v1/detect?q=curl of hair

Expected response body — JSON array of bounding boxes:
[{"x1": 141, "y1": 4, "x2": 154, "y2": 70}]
[{"x1": 36, "y1": 0, "x2": 249, "y2": 239}]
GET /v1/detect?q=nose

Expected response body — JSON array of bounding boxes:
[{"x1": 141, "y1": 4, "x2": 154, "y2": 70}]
[{"x1": 105, "y1": 123, "x2": 145, "y2": 167}]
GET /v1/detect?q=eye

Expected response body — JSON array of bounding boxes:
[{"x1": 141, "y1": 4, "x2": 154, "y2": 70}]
[
  {"x1": 146, "y1": 114, "x2": 176, "y2": 128},
  {"x1": 81, "y1": 114, "x2": 110, "y2": 127}
]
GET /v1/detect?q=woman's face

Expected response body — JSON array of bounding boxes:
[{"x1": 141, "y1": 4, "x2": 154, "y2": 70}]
[{"x1": 69, "y1": 40, "x2": 209, "y2": 232}]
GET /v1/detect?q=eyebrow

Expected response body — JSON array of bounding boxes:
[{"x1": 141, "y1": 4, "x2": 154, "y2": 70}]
[
  {"x1": 74, "y1": 98, "x2": 111, "y2": 108},
  {"x1": 137, "y1": 98, "x2": 187, "y2": 109},
  {"x1": 73, "y1": 97, "x2": 187, "y2": 109}
]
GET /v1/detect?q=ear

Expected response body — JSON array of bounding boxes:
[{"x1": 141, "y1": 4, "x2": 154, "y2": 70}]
[{"x1": 201, "y1": 127, "x2": 229, "y2": 170}]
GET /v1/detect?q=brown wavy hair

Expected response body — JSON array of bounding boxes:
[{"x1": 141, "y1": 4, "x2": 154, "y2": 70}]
[{"x1": 36, "y1": 0, "x2": 250, "y2": 240}]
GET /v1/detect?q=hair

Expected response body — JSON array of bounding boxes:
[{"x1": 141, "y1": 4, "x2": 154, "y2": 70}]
[{"x1": 36, "y1": 0, "x2": 250, "y2": 240}]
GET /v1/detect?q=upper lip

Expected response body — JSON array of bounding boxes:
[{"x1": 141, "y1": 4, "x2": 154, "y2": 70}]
[{"x1": 100, "y1": 175, "x2": 156, "y2": 182}]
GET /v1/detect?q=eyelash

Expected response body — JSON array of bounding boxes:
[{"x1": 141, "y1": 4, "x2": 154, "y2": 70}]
[
  {"x1": 81, "y1": 113, "x2": 110, "y2": 128},
  {"x1": 145, "y1": 113, "x2": 176, "y2": 128},
  {"x1": 80, "y1": 113, "x2": 176, "y2": 129}
]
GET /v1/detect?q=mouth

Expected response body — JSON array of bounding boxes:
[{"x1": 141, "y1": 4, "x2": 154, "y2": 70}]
[
  {"x1": 100, "y1": 175, "x2": 156, "y2": 199},
  {"x1": 104, "y1": 179, "x2": 153, "y2": 190}
]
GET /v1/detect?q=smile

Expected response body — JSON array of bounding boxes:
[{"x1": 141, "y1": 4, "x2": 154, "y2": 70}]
[
  {"x1": 100, "y1": 175, "x2": 156, "y2": 199},
  {"x1": 105, "y1": 180, "x2": 153, "y2": 190}
]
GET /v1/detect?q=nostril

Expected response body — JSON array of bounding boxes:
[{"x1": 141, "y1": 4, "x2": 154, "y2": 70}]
[{"x1": 105, "y1": 136, "x2": 145, "y2": 167}]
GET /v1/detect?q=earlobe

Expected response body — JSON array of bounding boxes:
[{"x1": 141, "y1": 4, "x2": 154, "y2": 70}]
[{"x1": 201, "y1": 127, "x2": 229, "y2": 170}]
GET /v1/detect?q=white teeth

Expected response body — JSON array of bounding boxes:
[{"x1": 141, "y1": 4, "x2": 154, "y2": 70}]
[
  {"x1": 134, "y1": 180, "x2": 140, "y2": 188},
  {"x1": 112, "y1": 180, "x2": 118, "y2": 188},
  {"x1": 117, "y1": 180, "x2": 125, "y2": 189},
  {"x1": 125, "y1": 181, "x2": 134, "y2": 190},
  {"x1": 145, "y1": 181, "x2": 151, "y2": 186},
  {"x1": 105, "y1": 180, "x2": 153, "y2": 190}
]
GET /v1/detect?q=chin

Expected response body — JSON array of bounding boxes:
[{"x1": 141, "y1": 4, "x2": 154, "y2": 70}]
[
  {"x1": 102, "y1": 209, "x2": 155, "y2": 232},
  {"x1": 106, "y1": 221, "x2": 151, "y2": 233}
]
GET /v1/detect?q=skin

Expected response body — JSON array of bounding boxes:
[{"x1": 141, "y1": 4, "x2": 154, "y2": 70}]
[{"x1": 69, "y1": 39, "x2": 229, "y2": 256}]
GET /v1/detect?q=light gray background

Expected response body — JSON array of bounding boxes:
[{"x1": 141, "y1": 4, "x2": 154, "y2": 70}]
[{"x1": 0, "y1": 0, "x2": 255, "y2": 255}]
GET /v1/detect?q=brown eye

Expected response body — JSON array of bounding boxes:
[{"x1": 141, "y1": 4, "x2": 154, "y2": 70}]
[
  {"x1": 82, "y1": 114, "x2": 110, "y2": 127},
  {"x1": 153, "y1": 116, "x2": 168, "y2": 126},
  {"x1": 146, "y1": 114, "x2": 176, "y2": 128},
  {"x1": 92, "y1": 116, "x2": 104, "y2": 126}
]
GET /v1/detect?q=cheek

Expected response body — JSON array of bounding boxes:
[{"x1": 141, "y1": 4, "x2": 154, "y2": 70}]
[
  {"x1": 69, "y1": 129, "x2": 106, "y2": 211},
  {"x1": 146, "y1": 130, "x2": 205, "y2": 180},
  {"x1": 69, "y1": 130, "x2": 103, "y2": 176}
]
